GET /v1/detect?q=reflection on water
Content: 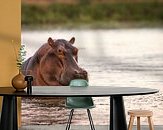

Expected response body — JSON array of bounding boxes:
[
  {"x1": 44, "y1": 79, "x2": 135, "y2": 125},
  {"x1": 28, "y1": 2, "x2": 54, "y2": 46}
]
[{"x1": 21, "y1": 29, "x2": 163, "y2": 125}]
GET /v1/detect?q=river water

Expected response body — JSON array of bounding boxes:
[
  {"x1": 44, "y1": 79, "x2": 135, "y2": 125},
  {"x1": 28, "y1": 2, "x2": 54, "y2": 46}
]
[{"x1": 21, "y1": 28, "x2": 163, "y2": 125}]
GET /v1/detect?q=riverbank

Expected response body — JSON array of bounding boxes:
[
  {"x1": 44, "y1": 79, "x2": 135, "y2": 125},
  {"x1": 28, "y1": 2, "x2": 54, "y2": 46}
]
[{"x1": 22, "y1": 2, "x2": 163, "y2": 29}]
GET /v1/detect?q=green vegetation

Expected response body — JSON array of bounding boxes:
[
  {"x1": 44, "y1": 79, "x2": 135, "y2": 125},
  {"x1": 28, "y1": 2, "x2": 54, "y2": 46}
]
[
  {"x1": 22, "y1": 2, "x2": 163, "y2": 29},
  {"x1": 16, "y1": 45, "x2": 26, "y2": 70}
]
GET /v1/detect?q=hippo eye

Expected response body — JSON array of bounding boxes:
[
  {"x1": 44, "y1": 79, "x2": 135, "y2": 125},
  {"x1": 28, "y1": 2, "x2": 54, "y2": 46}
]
[
  {"x1": 57, "y1": 48, "x2": 65, "y2": 58},
  {"x1": 58, "y1": 49, "x2": 62, "y2": 53}
]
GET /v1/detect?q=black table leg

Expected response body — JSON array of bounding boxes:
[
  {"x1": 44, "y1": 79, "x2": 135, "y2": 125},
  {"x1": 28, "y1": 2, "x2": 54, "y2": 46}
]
[
  {"x1": 110, "y1": 96, "x2": 127, "y2": 130},
  {"x1": 0, "y1": 96, "x2": 18, "y2": 130}
]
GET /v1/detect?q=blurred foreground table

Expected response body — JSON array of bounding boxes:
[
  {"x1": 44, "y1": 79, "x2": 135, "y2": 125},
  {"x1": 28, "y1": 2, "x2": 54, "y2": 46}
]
[{"x1": 0, "y1": 86, "x2": 159, "y2": 130}]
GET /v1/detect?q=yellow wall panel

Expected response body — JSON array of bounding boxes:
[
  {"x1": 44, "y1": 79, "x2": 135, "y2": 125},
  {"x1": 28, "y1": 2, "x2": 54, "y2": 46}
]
[
  {"x1": 0, "y1": 0, "x2": 21, "y2": 85},
  {"x1": 0, "y1": 0, "x2": 21, "y2": 127}
]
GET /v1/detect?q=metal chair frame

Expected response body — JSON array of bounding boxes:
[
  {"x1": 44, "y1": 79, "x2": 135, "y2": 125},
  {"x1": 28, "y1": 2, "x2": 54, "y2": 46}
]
[
  {"x1": 65, "y1": 79, "x2": 96, "y2": 130},
  {"x1": 65, "y1": 109, "x2": 95, "y2": 130}
]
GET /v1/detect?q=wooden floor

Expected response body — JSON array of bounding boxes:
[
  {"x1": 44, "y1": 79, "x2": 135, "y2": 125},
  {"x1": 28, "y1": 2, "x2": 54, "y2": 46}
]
[{"x1": 19, "y1": 125, "x2": 163, "y2": 130}]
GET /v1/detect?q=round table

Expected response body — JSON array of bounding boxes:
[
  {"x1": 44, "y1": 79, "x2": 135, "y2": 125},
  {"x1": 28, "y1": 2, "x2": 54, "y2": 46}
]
[{"x1": 0, "y1": 86, "x2": 159, "y2": 130}]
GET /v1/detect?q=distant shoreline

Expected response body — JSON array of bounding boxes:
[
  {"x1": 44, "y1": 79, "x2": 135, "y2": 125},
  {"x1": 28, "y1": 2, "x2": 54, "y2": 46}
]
[
  {"x1": 22, "y1": 2, "x2": 163, "y2": 30},
  {"x1": 22, "y1": 22, "x2": 163, "y2": 30}
]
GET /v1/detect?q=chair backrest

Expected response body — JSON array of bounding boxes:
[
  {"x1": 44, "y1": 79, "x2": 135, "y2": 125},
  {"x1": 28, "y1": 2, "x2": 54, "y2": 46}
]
[
  {"x1": 66, "y1": 79, "x2": 95, "y2": 108},
  {"x1": 69, "y1": 79, "x2": 88, "y2": 87}
]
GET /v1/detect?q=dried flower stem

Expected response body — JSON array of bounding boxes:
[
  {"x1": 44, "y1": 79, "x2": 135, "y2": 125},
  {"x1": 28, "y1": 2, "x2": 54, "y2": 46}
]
[
  {"x1": 11, "y1": 40, "x2": 26, "y2": 70},
  {"x1": 11, "y1": 40, "x2": 18, "y2": 61}
]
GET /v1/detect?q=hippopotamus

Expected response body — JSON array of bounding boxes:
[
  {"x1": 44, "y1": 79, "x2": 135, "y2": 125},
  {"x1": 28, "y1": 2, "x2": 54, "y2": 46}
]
[{"x1": 22, "y1": 37, "x2": 88, "y2": 86}]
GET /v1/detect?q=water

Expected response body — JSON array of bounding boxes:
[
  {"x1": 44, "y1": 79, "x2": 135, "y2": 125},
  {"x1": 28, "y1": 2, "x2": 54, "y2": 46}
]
[{"x1": 21, "y1": 28, "x2": 163, "y2": 125}]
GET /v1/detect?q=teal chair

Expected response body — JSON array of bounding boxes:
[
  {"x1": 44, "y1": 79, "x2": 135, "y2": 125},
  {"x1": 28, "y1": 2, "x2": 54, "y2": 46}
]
[{"x1": 65, "y1": 79, "x2": 95, "y2": 130}]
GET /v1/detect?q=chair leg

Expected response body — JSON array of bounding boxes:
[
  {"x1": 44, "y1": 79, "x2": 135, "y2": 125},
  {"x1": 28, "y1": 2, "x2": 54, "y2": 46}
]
[
  {"x1": 128, "y1": 116, "x2": 134, "y2": 130},
  {"x1": 137, "y1": 117, "x2": 141, "y2": 130},
  {"x1": 66, "y1": 109, "x2": 74, "y2": 130},
  {"x1": 148, "y1": 116, "x2": 154, "y2": 130},
  {"x1": 87, "y1": 109, "x2": 95, "y2": 130}
]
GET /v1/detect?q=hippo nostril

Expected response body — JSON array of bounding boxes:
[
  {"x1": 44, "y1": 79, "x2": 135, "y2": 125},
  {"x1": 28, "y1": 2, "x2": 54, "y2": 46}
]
[
  {"x1": 83, "y1": 70, "x2": 87, "y2": 74},
  {"x1": 74, "y1": 69, "x2": 88, "y2": 79},
  {"x1": 74, "y1": 70, "x2": 79, "y2": 74}
]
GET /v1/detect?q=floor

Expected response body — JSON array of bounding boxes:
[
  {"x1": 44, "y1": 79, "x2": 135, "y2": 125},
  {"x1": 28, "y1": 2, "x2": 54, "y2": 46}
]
[{"x1": 19, "y1": 125, "x2": 163, "y2": 130}]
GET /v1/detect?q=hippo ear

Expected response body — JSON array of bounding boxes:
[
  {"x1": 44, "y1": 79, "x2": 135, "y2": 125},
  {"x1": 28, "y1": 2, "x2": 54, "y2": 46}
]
[
  {"x1": 69, "y1": 37, "x2": 75, "y2": 44},
  {"x1": 48, "y1": 37, "x2": 55, "y2": 47}
]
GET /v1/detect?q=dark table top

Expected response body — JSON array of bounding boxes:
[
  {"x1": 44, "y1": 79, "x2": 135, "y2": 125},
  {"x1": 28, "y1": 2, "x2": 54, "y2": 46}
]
[{"x1": 0, "y1": 86, "x2": 159, "y2": 97}]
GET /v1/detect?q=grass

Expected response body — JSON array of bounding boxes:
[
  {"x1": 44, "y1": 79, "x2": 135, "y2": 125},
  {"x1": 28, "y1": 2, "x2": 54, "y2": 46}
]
[{"x1": 21, "y1": 2, "x2": 163, "y2": 29}]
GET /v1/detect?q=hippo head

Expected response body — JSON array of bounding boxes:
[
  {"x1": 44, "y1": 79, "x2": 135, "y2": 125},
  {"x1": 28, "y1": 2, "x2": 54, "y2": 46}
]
[{"x1": 44, "y1": 37, "x2": 88, "y2": 85}]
